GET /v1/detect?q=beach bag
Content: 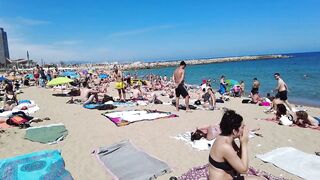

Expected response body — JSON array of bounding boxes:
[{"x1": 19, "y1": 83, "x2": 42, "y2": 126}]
[{"x1": 279, "y1": 115, "x2": 293, "y2": 126}]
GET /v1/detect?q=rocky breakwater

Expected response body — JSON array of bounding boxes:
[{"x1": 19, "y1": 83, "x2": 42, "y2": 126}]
[{"x1": 122, "y1": 54, "x2": 290, "y2": 70}]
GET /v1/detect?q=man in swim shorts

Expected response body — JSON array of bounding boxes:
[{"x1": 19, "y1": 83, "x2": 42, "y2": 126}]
[
  {"x1": 274, "y1": 73, "x2": 292, "y2": 111},
  {"x1": 113, "y1": 67, "x2": 126, "y2": 101},
  {"x1": 173, "y1": 61, "x2": 190, "y2": 111}
]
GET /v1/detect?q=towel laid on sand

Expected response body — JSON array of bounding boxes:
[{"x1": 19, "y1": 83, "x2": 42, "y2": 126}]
[
  {"x1": 0, "y1": 150, "x2": 73, "y2": 180},
  {"x1": 105, "y1": 101, "x2": 137, "y2": 107},
  {"x1": 102, "y1": 109, "x2": 178, "y2": 127},
  {"x1": 172, "y1": 132, "x2": 255, "y2": 151},
  {"x1": 256, "y1": 147, "x2": 320, "y2": 180},
  {"x1": 178, "y1": 164, "x2": 287, "y2": 180},
  {"x1": 93, "y1": 140, "x2": 171, "y2": 180},
  {"x1": 25, "y1": 123, "x2": 68, "y2": 144},
  {"x1": 0, "y1": 100, "x2": 40, "y2": 118}
]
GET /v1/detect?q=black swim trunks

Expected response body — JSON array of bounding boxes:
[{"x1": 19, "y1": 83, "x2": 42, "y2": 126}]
[
  {"x1": 276, "y1": 90, "x2": 288, "y2": 101},
  {"x1": 251, "y1": 88, "x2": 259, "y2": 95},
  {"x1": 175, "y1": 84, "x2": 189, "y2": 98}
]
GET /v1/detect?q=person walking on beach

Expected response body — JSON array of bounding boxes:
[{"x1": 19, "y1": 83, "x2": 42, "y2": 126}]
[
  {"x1": 273, "y1": 73, "x2": 292, "y2": 111},
  {"x1": 113, "y1": 67, "x2": 126, "y2": 101},
  {"x1": 173, "y1": 61, "x2": 190, "y2": 111}
]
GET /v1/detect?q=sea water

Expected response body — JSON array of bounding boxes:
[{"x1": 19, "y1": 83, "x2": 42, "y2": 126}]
[{"x1": 130, "y1": 52, "x2": 320, "y2": 107}]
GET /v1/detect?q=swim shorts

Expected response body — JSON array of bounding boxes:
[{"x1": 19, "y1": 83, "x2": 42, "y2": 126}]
[
  {"x1": 115, "y1": 82, "x2": 125, "y2": 89},
  {"x1": 251, "y1": 88, "x2": 259, "y2": 95},
  {"x1": 276, "y1": 90, "x2": 288, "y2": 101},
  {"x1": 175, "y1": 84, "x2": 189, "y2": 98}
]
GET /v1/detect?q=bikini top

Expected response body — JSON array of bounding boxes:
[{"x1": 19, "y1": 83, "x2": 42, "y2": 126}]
[{"x1": 209, "y1": 155, "x2": 234, "y2": 172}]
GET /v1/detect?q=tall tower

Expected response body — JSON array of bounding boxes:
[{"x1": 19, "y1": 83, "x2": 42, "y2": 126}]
[{"x1": 0, "y1": 28, "x2": 10, "y2": 66}]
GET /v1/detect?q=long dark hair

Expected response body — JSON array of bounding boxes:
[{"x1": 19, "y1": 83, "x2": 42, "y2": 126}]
[{"x1": 220, "y1": 110, "x2": 243, "y2": 136}]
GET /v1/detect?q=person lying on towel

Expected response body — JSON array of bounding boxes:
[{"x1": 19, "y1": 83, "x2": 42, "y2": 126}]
[
  {"x1": 208, "y1": 110, "x2": 264, "y2": 180},
  {"x1": 275, "y1": 104, "x2": 319, "y2": 128}
]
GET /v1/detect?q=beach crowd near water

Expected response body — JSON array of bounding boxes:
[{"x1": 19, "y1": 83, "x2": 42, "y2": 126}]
[{"x1": 0, "y1": 61, "x2": 320, "y2": 180}]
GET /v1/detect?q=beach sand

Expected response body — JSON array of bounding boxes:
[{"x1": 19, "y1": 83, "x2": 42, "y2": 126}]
[{"x1": 1, "y1": 85, "x2": 320, "y2": 180}]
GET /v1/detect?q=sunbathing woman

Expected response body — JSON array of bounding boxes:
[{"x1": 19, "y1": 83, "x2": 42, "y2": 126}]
[
  {"x1": 3, "y1": 90, "x2": 18, "y2": 111},
  {"x1": 276, "y1": 104, "x2": 319, "y2": 128},
  {"x1": 209, "y1": 110, "x2": 264, "y2": 180}
]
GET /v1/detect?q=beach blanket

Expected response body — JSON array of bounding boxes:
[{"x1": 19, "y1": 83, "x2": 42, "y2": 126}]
[
  {"x1": 24, "y1": 123, "x2": 68, "y2": 144},
  {"x1": 102, "y1": 109, "x2": 178, "y2": 127},
  {"x1": 256, "y1": 147, "x2": 320, "y2": 180},
  {"x1": 178, "y1": 164, "x2": 287, "y2": 180},
  {"x1": 0, "y1": 150, "x2": 73, "y2": 180},
  {"x1": 93, "y1": 140, "x2": 171, "y2": 180},
  {"x1": 172, "y1": 132, "x2": 255, "y2": 151}
]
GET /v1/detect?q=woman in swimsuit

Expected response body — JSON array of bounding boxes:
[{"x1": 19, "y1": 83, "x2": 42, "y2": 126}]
[
  {"x1": 209, "y1": 110, "x2": 264, "y2": 180},
  {"x1": 276, "y1": 104, "x2": 319, "y2": 128}
]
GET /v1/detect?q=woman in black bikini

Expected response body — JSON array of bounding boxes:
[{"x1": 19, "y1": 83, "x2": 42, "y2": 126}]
[{"x1": 209, "y1": 110, "x2": 263, "y2": 180}]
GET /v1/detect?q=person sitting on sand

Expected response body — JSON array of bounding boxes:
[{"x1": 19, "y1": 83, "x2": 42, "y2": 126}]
[
  {"x1": 131, "y1": 84, "x2": 144, "y2": 100},
  {"x1": 197, "y1": 86, "x2": 217, "y2": 110},
  {"x1": 209, "y1": 110, "x2": 264, "y2": 180},
  {"x1": 80, "y1": 83, "x2": 99, "y2": 105},
  {"x1": 3, "y1": 90, "x2": 18, "y2": 111}
]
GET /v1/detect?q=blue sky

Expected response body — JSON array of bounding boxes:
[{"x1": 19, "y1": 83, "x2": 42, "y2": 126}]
[{"x1": 1, "y1": 0, "x2": 320, "y2": 63}]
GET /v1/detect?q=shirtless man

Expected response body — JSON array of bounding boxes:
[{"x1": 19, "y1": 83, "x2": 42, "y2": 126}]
[
  {"x1": 80, "y1": 83, "x2": 99, "y2": 105},
  {"x1": 173, "y1": 61, "x2": 190, "y2": 111},
  {"x1": 273, "y1": 73, "x2": 292, "y2": 111},
  {"x1": 113, "y1": 67, "x2": 126, "y2": 101}
]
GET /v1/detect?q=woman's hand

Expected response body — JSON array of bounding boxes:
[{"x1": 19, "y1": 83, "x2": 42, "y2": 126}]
[{"x1": 240, "y1": 126, "x2": 249, "y2": 145}]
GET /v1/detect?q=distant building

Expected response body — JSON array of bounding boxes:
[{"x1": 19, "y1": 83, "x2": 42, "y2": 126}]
[{"x1": 0, "y1": 28, "x2": 10, "y2": 66}]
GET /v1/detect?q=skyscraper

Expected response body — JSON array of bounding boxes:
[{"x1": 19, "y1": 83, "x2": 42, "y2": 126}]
[{"x1": 0, "y1": 28, "x2": 10, "y2": 66}]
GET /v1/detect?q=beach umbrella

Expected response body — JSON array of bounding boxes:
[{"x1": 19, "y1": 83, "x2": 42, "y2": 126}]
[
  {"x1": 47, "y1": 77, "x2": 73, "y2": 86},
  {"x1": 99, "y1": 74, "x2": 109, "y2": 79},
  {"x1": 82, "y1": 70, "x2": 88, "y2": 75},
  {"x1": 60, "y1": 71, "x2": 80, "y2": 79},
  {"x1": 225, "y1": 79, "x2": 240, "y2": 91}
]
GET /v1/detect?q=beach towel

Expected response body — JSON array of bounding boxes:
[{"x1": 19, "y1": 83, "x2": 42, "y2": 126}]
[
  {"x1": 172, "y1": 132, "x2": 255, "y2": 151},
  {"x1": 102, "y1": 109, "x2": 178, "y2": 127},
  {"x1": 18, "y1": 100, "x2": 31, "y2": 104},
  {"x1": 25, "y1": 123, "x2": 68, "y2": 144},
  {"x1": 105, "y1": 101, "x2": 136, "y2": 107},
  {"x1": 0, "y1": 100, "x2": 40, "y2": 118},
  {"x1": 256, "y1": 147, "x2": 320, "y2": 180},
  {"x1": 93, "y1": 140, "x2": 171, "y2": 180},
  {"x1": 0, "y1": 150, "x2": 73, "y2": 180},
  {"x1": 83, "y1": 103, "x2": 104, "y2": 109},
  {"x1": 178, "y1": 164, "x2": 287, "y2": 180}
]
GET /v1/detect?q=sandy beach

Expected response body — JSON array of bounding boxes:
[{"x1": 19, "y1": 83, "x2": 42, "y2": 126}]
[{"x1": 1, "y1": 85, "x2": 320, "y2": 180}]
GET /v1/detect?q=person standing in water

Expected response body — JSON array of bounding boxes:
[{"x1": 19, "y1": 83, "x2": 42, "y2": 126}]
[
  {"x1": 173, "y1": 61, "x2": 190, "y2": 111},
  {"x1": 273, "y1": 73, "x2": 292, "y2": 111}
]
